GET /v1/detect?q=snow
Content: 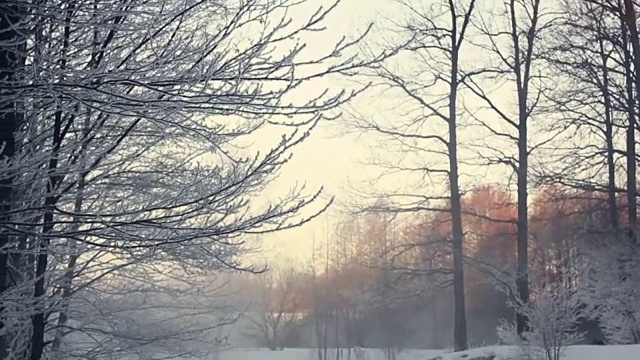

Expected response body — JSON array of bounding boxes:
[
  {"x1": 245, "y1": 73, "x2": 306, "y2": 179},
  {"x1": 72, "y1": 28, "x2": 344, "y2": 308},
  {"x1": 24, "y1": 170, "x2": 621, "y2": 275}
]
[
  {"x1": 437, "y1": 345, "x2": 640, "y2": 360},
  {"x1": 218, "y1": 348, "x2": 444, "y2": 360},
  {"x1": 214, "y1": 345, "x2": 640, "y2": 360}
]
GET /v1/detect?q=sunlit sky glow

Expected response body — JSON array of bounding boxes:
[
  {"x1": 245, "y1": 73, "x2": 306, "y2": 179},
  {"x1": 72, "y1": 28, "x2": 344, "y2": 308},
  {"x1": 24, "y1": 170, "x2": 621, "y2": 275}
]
[{"x1": 249, "y1": 0, "x2": 576, "y2": 266}]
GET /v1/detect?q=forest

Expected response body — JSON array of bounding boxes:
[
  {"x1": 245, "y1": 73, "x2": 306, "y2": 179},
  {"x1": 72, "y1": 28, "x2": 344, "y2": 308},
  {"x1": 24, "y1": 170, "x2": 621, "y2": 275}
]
[{"x1": 1, "y1": 0, "x2": 640, "y2": 359}]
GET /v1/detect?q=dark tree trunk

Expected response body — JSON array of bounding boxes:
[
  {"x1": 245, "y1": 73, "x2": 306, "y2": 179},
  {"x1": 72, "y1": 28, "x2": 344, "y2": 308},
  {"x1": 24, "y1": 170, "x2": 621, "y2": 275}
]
[
  {"x1": 511, "y1": 0, "x2": 540, "y2": 336},
  {"x1": 30, "y1": 169, "x2": 63, "y2": 360},
  {"x1": 515, "y1": 100, "x2": 530, "y2": 336},
  {"x1": 447, "y1": 2, "x2": 477, "y2": 349},
  {"x1": 623, "y1": 0, "x2": 639, "y2": 244},
  {"x1": 30, "y1": 110, "x2": 62, "y2": 360},
  {"x1": 0, "y1": 3, "x2": 24, "y2": 358},
  {"x1": 31, "y1": 2, "x2": 75, "y2": 356},
  {"x1": 449, "y1": 45, "x2": 468, "y2": 353},
  {"x1": 598, "y1": 37, "x2": 619, "y2": 233}
]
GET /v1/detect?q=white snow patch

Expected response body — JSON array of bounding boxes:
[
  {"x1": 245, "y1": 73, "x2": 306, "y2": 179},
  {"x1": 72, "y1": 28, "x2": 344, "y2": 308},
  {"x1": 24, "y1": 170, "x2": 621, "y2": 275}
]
[
  {"x1": 212, "y1": 345, "x2": 640, "y2": 360},
  {"x1": 217, "y1": 348, "x2": 444, "y2": 360}
]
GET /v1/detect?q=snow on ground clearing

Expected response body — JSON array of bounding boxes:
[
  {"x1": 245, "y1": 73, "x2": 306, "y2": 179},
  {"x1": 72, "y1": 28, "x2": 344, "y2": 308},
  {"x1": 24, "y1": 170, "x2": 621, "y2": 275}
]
[
  {"x1": 433, "y1": 345, "x2": 640, "y2": 360},
  {"x1": 216, "y1": 345, "x2": 640, "y2": 360},
  {"x1": 218, "y1": 348, "x2": 443, "y2": 360}
]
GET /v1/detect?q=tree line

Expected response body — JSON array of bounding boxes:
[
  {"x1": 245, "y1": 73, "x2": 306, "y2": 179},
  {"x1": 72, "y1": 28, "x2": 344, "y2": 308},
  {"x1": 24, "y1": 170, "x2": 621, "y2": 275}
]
[
  {"x1": 246, "y1": 0, "x2": 640, "y2": 354},
  {"x1": 344, "y1": 0, "x2": 640, "y2": 352},
  {"x1": 244, "y1": 183, "x2": 638, "y2": 355}
]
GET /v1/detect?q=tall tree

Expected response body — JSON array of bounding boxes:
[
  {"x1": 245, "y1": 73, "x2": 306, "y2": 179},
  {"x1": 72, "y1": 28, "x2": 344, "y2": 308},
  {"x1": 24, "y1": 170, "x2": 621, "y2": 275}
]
[
  {"x1": 464, "y1": 0, "x2": 551, "y2": 335},
  {"x1": 349, "y1": 0, "x2": 476, "y2": 350},
  {"x1": 542, "y1": 0, "x2": 623, "y2": 236},
  {"x1": 622, "y1": 0, "x2": 640, "y2": 243},
  {"x1": 0, "y1": 2, "x2": 24, "y2": 357}
]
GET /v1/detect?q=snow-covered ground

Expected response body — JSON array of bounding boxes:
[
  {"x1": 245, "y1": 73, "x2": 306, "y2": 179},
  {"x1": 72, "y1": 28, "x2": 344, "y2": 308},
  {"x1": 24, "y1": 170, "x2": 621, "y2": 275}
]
[
  {"x1": 215, "y1": 345, "x2": 640, "y2": 360},
  {"x1": 427, "y1": 345, "x2": 640, "y2": 360},
  {"x1": 218, "y1": 348, "x2": 443, "y2": 360}
]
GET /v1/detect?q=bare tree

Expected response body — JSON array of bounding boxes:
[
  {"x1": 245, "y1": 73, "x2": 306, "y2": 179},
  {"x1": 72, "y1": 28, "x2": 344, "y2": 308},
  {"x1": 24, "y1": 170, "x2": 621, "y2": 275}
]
[
  {"x1": 621, "y1": 0, "x2": 640, "y2": 243},
  {"x1": 0, "y1": 0, "x2": 385, "y2": 358},
  {"x1": 53, "y1": 265, "x2": 241, "y2": 359},
  {"x1": 0, "y1": 2, "x2": 26, "y2": 356},
  {"x1": 347, "y1": 0, "x2": 477, "y2": 350},
  {"x1": 539, "y1": 0, "x2": 623, "y2": 231},
  {"x1": 246, "y1": 268, "x2": 302, "y2": 351},
  {"x1": 463, "y1": 0, "x2": 554, "y2": 335},
  {"x1": 541, "y1": 0, "x2": 640, "y2": 343}
]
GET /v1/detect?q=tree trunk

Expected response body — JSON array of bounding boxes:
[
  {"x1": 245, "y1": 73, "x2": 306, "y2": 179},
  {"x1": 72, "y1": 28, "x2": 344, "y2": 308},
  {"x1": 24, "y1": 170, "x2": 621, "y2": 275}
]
[
  {"x1": 598, "y1": 37, "x2": 619, "y2": 233},
  {"x1": 31, "y1": 113, "x2": 62, "y2": 360},
  {"x1": 31, "y1": 92, "x2": 67, "y2": 360},
  {"x1": 511, "y1": 0, "x2": 540, "y2": 336},
  {"x1": 0, "y1": 2, "x2": 24, "y2": 357},
  {"x1": 52, "y1": 110, "x2": 90, "y2": 352},
  {"x1": 449, "y1": 49, "x2": 468, "y2": 352},
  {"x1": 31, "y1": 2, "x2": 74, "y2": 356},
  {"x1": 515, "y1": 104, "x2": 530, "y2": 336},
  {"x1": 623, "y1": 0, "x2": 639, "y2": 244}
]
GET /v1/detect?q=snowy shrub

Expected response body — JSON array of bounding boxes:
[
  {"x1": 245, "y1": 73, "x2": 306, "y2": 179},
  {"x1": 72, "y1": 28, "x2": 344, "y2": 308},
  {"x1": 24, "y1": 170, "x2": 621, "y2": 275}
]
[
  {"x1": 580, "y1": 244, "x2": 640, "y2": 344},
  {"x1": 498, "y1": 281, "x2": 584, "y2": 360},
  {"x1": 353, "y1": 347, "x2": 369, "y2": 360}
]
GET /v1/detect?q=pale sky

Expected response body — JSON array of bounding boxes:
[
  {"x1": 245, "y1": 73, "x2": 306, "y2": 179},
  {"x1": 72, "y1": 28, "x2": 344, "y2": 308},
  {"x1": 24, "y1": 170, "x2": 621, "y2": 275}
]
[
  {"x1": 248, "y1": 0, "x2": 572, "y2": 267},
  {"x1": 250, "y1": 0, "x2": 390, "y2": 265}
]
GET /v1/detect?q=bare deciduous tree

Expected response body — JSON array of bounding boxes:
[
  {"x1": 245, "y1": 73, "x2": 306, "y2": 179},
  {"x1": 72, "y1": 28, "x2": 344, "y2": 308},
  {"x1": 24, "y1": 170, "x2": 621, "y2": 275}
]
[
  {"x1": 347, "y1": 0, "x2": 477, "y2": 350},
  {"x1": 0, "y1": 0, "x2": 383, "y2": 358},
  {"x1": 464, "y1": 0, "x2": 553, "y2": 335},
  {"x1": 246, "y1": 267, "x2": 302, "y2": 351}
]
